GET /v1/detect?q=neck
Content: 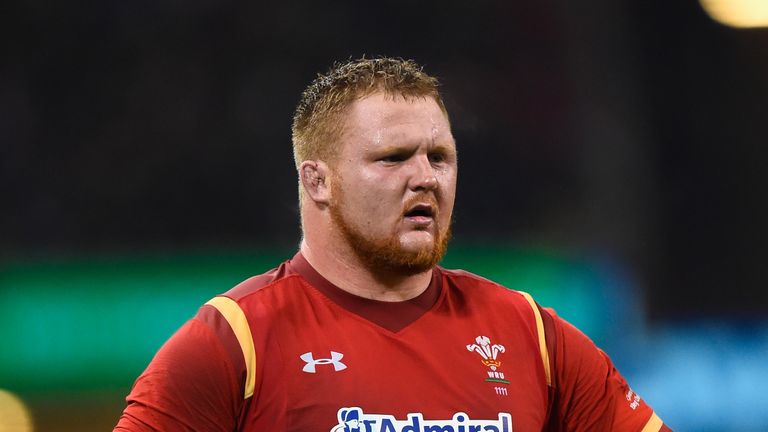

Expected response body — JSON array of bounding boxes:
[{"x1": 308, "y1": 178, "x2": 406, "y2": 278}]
[{"x1": 299, "y1": 238, "x2": 433, "y2": 302}]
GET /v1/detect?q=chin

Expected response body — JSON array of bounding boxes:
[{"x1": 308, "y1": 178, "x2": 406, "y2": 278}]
[
  {"x1": 398, "y1": 246, "x2": 436, "y2": 260},
  {"x1": 399, "y1": 232, "x2": 436, "y2": 248},
  {"x1": 399, "y1": 245, "x2": 435, "y2": 258}
]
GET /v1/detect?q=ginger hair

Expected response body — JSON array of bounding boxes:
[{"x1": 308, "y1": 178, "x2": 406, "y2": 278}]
[{"x1": 291, "y1": 57, "x2": 447, "y2": 169}]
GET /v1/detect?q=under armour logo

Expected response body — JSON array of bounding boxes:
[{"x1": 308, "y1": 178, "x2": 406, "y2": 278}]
[{"x1": 300, "y1": 351, "x2": 347, "y2": 373}]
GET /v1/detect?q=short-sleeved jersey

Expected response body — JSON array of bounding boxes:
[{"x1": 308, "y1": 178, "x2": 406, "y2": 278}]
[{"x1": 115, "y1": 253, "x2": 670, "y2": 432}]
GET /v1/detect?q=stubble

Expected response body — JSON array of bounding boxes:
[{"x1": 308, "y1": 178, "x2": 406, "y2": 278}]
[{"x1": 329, "y1": 181, "x2": 451, "y2": 276}]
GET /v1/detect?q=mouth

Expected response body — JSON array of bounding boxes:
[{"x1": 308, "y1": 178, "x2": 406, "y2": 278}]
[{"x1": 404, "y1": 204, "x2": 435, "y2": 224}]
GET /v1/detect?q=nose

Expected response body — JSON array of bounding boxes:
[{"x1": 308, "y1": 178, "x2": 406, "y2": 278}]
[{"x1": 410, "y1": 154, "x2": 438, "y2": 191}]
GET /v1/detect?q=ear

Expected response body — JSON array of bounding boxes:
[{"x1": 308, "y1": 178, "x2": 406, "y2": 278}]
[{"x1": 299, "y1": 160, "x2": 331, "y2": 205}]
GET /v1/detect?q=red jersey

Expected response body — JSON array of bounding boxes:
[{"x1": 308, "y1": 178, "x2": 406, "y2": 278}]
[{"x1": 115, "y1": 253, "x2": 669, "y2": 432}]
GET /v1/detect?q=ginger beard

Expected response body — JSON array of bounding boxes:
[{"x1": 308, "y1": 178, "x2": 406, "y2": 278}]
[{"x1": 329, "y1": 180, "x2": 451, "y2": 276}]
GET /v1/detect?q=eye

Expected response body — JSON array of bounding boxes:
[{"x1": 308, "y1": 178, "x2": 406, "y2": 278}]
[
  {"x1": 379, "y1": 154, "x2": 406, "y2": 163},
  {"x1": 428, "y1": 152, "x2": 446, "y2": 164}
]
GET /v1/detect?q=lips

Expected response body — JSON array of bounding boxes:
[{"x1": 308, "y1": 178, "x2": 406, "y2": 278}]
[
  {"x1": 404, "y1": 204, "x2": 435, "y2": 218},
  {"x1": 403, "y1": 203, "x2": 437, "y2": 227}
]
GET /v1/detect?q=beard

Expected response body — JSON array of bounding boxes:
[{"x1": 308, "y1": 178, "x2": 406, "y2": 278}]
[{"x1": 329, "y1": 182, "x2": 451, "y2": 276}]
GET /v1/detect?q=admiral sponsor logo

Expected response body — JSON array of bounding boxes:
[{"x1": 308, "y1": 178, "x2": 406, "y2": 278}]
[{"x1": 331, "y1": 407, "x2": 512, "y2": 432}]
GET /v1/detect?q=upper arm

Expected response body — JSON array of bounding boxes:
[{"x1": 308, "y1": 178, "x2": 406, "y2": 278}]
[
  {"x1": 548, "y1": 313, "x2": 669, "y2": 432},
  {"x1": 114, "y1": 312, "x2": 246, "y2": 432}
]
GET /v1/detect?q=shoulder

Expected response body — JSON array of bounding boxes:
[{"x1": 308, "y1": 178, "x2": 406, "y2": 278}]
[
  {"x1": 438, "y1": 266, "x2": 536, "y2": 305},
  {"x1": 200, "y1": 258, "x2": 314, "y2": 338},
  {"x1": 438, "y1": 266, "x2": 549, "y2": 334},
  {"x1": 192, "y1": 259, "x2": 307, "y2": 400},
  {"x1": 220, "y1": 259, "x2": 304, "y2": 302}
]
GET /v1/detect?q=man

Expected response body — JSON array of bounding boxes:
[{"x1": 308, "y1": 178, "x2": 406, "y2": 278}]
[{"x1": 115, "y1": 57, "x2": 670, "y2": 431}]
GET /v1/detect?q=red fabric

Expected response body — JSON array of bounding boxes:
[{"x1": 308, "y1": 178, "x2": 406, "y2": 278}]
[
  {"x1": 114, "y1": 319, "x2": 243, "y2": 431},
  {"x1": 546, "y1": 312, "x2": 661, "y2": 431},
  {"x1": 114, "y1": 253, "x2": 669, "y2": 431}
]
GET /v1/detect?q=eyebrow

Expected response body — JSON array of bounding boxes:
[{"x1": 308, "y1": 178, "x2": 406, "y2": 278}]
[
  {"x1": 427, "y1": 139, "x2": 458, "y2": 156},
  {"x1": 375, "y1": 138, "x2": 456, "y2": 154}
]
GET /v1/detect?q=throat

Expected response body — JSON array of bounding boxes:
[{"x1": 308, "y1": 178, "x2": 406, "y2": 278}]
[{"x1": 336, "y1": 259, "x2": 434, "y2": 302}]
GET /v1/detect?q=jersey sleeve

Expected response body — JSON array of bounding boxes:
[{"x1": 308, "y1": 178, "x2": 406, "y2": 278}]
[
  {"x1": 114, "y1": 305, "x2": 247, "y2": 432},
  {"x1": 548, "y1": 312, "x2": 671, "y2": 432}
]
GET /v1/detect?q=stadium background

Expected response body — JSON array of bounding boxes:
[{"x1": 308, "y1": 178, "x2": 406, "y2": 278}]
[{"x1": 2, "y1": 0, "x2": 767, "y2": 430}]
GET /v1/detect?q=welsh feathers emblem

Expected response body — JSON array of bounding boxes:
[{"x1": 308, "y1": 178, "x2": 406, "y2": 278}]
[
  {"x1": 467, "y1": 335, "x2": 509, "y2": 385},
  {"x1": 466, "y1": 335, "x2": 505, "y2": 370}
]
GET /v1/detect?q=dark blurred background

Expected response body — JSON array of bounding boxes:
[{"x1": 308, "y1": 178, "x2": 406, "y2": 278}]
[{"x1": 2, "y1": 0, "x2": 767, "y2": 430}]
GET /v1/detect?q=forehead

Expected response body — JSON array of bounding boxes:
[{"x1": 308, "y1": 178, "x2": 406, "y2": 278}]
[{"x1": 339, "y1": 92, "x2": 453, "y2": 150}]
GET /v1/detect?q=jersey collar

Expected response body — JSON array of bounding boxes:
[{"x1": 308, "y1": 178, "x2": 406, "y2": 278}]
[{"x1": 289, "y1": 252, "x2": 443, "y2": 333}]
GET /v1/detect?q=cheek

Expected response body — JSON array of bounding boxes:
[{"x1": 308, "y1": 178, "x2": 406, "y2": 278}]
[
  {"x1": 439, "y1": 172, "x2": 458, "y2": 200},
  {"x1": 359, "y1": 175, "x2": 400, "y2": 207},
  {"x1": 345, "y1": 188, "x2": 395, "y2": 224},
  {"x1": 438, "y1": 177, "x2": 457, "y2": 219}
]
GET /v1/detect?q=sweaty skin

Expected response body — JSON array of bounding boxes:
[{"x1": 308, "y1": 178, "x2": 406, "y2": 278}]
[{"x1": 299, "y1": 92, "x2": 457, "y2": 302}]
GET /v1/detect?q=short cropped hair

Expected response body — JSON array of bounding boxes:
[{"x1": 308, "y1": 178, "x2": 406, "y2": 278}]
[{"x1": 291, "y1": 57, "x2": 447, "y2": 169}]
